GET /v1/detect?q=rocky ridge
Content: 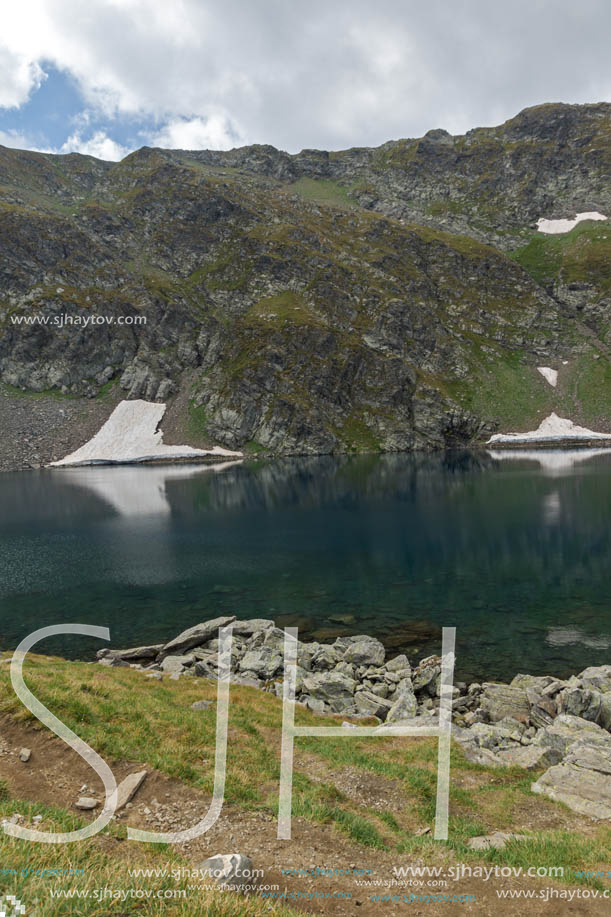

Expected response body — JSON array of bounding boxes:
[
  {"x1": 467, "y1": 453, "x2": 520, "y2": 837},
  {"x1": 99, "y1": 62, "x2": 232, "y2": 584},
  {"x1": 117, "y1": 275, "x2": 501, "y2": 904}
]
[
  {"x1": 98, "y1": 617, "x2": 611, "y2": 821},
  {"x1": 0, "y1": 102, "x2": 610, "y2": 465}
]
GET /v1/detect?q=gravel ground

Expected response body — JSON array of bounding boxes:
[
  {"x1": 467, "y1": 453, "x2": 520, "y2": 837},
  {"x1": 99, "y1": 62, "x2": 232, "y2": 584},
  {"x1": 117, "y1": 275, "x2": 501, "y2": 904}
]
[{"x1": 0, "y1": 386, "x2": 121, "y2": 472}]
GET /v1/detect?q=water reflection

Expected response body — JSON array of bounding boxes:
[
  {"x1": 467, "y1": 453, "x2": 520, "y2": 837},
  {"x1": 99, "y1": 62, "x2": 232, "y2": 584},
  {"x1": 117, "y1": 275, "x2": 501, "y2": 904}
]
[
  {"x1": 52, "y1": 461, "x2": 244, "y2": 517},
  {"x1": 487, "y1": 448, "x2": 611, "y2": 475},
  {"x1": 0, "y1": 451, "x2": 610, "y2": 680}
]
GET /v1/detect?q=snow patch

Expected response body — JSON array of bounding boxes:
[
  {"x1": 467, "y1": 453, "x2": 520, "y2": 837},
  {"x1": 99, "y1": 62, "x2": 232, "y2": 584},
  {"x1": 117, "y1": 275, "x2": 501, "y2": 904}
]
[
  {"x1": 487, "y1": 413, "x2": 611, "y2": 446},
  {"x1": 50, "y1": 400, "x2": 243, "y2": 467},
  {"x1": 536, "y1": 212, "x2": 607, "y2": 234},
  {"x1": 537, "y1": 366, "x2": 557, "y2": 387}
]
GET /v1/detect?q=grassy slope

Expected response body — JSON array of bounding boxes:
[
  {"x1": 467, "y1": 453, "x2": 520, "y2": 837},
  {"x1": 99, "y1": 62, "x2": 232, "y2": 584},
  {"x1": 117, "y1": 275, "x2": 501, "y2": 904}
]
[
  {"x1": 512, "y1": 222, "x2": 611, "y2": 293},
  {"x1": 0, "y1": 656, "x2": 609, "y2": 915}
]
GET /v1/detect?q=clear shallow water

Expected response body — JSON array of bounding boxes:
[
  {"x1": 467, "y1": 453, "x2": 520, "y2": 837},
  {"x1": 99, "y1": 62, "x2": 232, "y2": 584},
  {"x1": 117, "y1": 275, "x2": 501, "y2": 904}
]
[{"x1": 0, "y1": 450, "x2": 610, "y2": 682}]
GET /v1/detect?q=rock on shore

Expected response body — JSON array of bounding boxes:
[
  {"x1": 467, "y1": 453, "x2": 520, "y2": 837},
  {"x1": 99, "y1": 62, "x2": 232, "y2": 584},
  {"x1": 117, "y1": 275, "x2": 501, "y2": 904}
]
[{"x1": 97, "y1": 619, "x2": 611, "y2": 820}]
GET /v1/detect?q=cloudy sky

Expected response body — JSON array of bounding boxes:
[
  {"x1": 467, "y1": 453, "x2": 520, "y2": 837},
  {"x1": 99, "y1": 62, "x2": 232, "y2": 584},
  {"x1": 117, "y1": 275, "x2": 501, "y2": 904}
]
[{"x1": 0, "y1": 0, "x2": 609, "y2": 160}]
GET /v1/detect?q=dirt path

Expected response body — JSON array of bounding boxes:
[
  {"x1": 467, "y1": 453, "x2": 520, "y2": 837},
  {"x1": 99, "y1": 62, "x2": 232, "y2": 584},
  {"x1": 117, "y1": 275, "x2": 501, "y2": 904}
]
[{"x1": 0, "y1": 716, "x2": 608, "y2": 916}]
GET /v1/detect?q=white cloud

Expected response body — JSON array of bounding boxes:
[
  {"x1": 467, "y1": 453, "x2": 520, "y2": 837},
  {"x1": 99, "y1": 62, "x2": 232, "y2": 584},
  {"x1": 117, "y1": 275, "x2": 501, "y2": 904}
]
[
  {"x1": 149, "y1": 115, "x2": 242, "y2": 151},
  {"x1": 0, "y1": 46, "x2": 45, "y2": 108},
  {"x1": 59, "y1": 130, "x2": 130, "y2": 161},
  {"x1": 0, "y1": 1, "x2": 609, "y2": 152},
  {"x1": 0, "y1": 128, "x2": 36, "y2": 149}
]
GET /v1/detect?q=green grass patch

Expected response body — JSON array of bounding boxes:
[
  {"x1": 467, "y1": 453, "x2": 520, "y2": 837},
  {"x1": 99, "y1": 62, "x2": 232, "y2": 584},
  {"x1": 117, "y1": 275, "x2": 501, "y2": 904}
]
[
  {"x1": 512, "y1": 221, "x2": 611, "y2": 292},
  {"x1": 244, "y1": 291, "x2": 322, "y2": 328},
  {"x1": 289, "y1": 178, "x2": 357, "y2": 210}
]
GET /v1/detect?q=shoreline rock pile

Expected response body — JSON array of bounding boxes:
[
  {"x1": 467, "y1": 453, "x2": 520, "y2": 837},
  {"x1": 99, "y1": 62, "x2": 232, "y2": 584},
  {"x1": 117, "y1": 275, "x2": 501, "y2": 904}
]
[{"x1": 97, "y1": 616, "x2": 611, "y2": 820}]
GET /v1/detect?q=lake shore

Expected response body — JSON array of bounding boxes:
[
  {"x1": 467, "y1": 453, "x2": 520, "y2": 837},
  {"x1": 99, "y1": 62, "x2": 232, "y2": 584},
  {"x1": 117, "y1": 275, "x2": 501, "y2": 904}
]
[{"x1": 91, "y1": 616, "x2": 611, "y2": 822}]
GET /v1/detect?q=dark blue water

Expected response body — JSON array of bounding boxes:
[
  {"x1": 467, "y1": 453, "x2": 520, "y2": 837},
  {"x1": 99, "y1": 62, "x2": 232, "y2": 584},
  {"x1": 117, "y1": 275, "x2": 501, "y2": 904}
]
[{"x1": 1, "y1": 450, "x2": 610, "y2": 681}]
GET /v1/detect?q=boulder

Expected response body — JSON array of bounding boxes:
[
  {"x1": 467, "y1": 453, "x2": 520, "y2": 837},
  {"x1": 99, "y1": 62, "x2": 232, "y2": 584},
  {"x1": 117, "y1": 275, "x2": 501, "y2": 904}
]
[
  {"x1": 231, "y1": 619, "x2": 275, "y2": 637},
  {"x1": 157, "y1": 616, "x2": 236, "y2": 661},
  {"x1": 479, "y1": 683, "x2": 530, "y2": 724},
  {"x1": 412, "y1": 658, "x2": 441, "y2": 695},
  {"x1": 599, "y1": 694, "x2": 611, "y2": 731},
  {"x1": 534, "y1": 714, "x2": 607, "y2": 763},
  {"x1": 310, "y1": 645, "x2": 341, "y2": 671},
  {"x1": 558, "y1": 687, "x2": 603, "y2": 723},
  {"x1": 160, "y1": 655, "x2": 194, "y2": 675},
  {"x1": 577, "y1": 665, "x2": 611, "y2": 693},
  {"x1": 194, "y1": 660, "x2": 217, "y2": 679},
  {"x1": 354, "y1": 691, "x2": 393, "y2": 719},
  {"x1": 342, "y1": 638, "x2": 385, "y2": 667},
  {"x1": 385, "y1": 686, "x2": 418, "y2": 723},
  {"x1": 531, "y1": 741, "x2": 611, "y2": 820},
  {"x1": 97, "y1": 644, "x2": 164, "y2": 662},
  {"x1": 302, "y1": 672, "x2": 357, "y2": 712},
  {"x1": 197, "y1": 853, "x2": 255, "y2": 893},
  {"x1": 238, "y1": 646, "x2": 283, "y2": 680},
  {"x1": 385, "y1": 654, "x2": 411, "y2": 674},
  {"x1": 494, "y1": 745, "x2": 553, "y2": 770}
]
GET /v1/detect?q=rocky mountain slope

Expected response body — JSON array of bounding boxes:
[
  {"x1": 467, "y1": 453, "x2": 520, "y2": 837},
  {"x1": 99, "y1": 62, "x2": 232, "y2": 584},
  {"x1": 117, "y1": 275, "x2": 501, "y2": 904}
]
[{"x1": 0, "y1": 102, "x2": 609, "y2": 464}]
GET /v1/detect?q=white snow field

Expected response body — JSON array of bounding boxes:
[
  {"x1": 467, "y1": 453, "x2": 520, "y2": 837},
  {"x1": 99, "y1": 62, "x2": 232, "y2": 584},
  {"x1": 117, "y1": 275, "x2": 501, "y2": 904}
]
[
  {"x1": 537, "y1": 366, "x2": 558, "y2": 387},
  {"x1": 487, "y1": 413, "x2": 611, "y2": 446},
  {"x1": 536, "y1": 212, "x2": 607, "y2": 234},
  {"x1": 50, "y1": 400, "x2": 243, "y2": 467}
]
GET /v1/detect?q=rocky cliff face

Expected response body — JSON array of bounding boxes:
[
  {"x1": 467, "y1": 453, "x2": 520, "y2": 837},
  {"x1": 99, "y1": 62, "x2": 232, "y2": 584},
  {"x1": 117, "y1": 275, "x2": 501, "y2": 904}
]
[{"x1": 0, "y1": 103, "x2": 609, "y2": 463}]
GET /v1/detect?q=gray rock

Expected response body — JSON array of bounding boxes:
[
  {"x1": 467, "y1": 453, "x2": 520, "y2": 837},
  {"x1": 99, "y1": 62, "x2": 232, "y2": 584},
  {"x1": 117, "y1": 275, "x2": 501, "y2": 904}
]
[
  {"x1": 494, "y1": 745, "x2": 552, "y2": 770},
  {"x1": 75, "y1": 797, "x2": 99, "y2": 810},
  {"x1": 564, "y1": 735, "x2": 611, "y2": 770},
  {"x1": 558, "y1": 686, "x2": 603, "y2": 723},
  {"x1": 97, "y1": 644, "x2": 164, "y2": 663},
  {"x1": 599, "y1": 694, "x2": 611, "y2": 731},
  {"x1": 385, "y1": 686, "x2": 418, "y2": 723},
  {"x1": 302, "y1": 671, "x2": 357, "y2": 712},
  {"x1": 197, "y1": 853, "x2": 255, "y2": 893},
  {"x1": 310, "y1": 645, "x2": 341, "y2": 670},
  {"x1": 577, "y1": 665, "x2": 611, "y2": 693},
  {"x1": 534, "y1": 714, "x2": 607, "y2": 763},
  {"x1": 194, "y1": 660, "x2": 217, "y2": 679},
  {"x1": 468, "y1": 832, "x2": 528, "y2": 850},
  {"x1": 231, "y1": 673, "x2": 263, "y2": 688},
  {"x1": 157, "y1": 616, "x2": 236, "y2": 661},
  {"x1": 191, "y1": 700, "x2": 213, "y2": 711},
  {"x1": 342, "y1": 638, "x2": 385, "y2": 667},
  {"x1": 376, "y1": 714, "x2": 438, "y2": 733},
  {"x1": 412, "y1": 659, "x2": 441, "y2": 695},
  {"x1": 511, "y1": 674, "x2": 556, "y2": 692},
  {"x1": 231, "y1": 619, "x2": 275, "y2": 637},
  {"x1": 160, "y1": 655, "x2": 193, "y2": 674},
  {"x1": 18, "y1": 748, "x2": 31, "y2": 763},
  {"x1": 460, "y1": 720, "x2": 525, "y2": 751},
  {"x1": 116, "y1": 772, "x2": 147, "y2": 811},
  {"x1": 385, "y1": 654, "x2": 411, "y2": 674},
  {"x1": 479, "y1": 683, "x2": 530, "y2": 724},
  {"x1": 354, "y1": 691, "x2": 393, "y2": 719},
  {"x1": 531, "y1": 756, "x2": 611, "y2": 820},
  {"x1": 334, "y1": 661, "x2": 357, "y2": 678},
  {"x1": 459, "y1": 745, "x2": 504, "y2": 767},
  {"x1": 238, "y1": 646, "x2": 283, "y2": 680},
  {"x1": 303, "y1": 696, "x2": 327, "y2": 713}
]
